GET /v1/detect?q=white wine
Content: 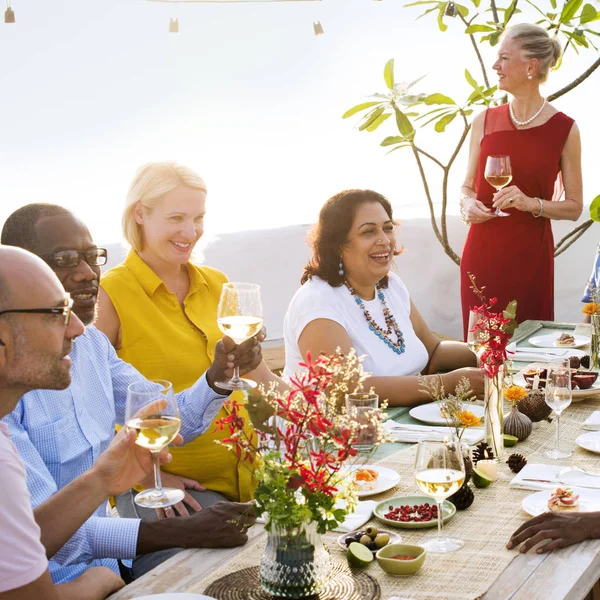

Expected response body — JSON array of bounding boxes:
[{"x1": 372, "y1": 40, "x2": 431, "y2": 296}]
[
  {"x1": 127, "y1": 415, "x2": 181, "y2": 451},
  {"x1": 415, "y1": 468, "x2": 464, "y2": 500},
  {"x1": 217, "y1": 315, "x2": 263, "y2": 344}
]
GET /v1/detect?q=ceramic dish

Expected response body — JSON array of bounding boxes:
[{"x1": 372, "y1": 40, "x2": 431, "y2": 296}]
[
  {"x1": 374, "y1": 495, "x2": 456, "y2": 529},
  {"x1": 513, "y1": 362, "x2": 600, "y2": 402},
  {"x1": 521, "y1": 487, "x2": 600, "y2": 517},
  {"x1": 345, "y1": 465, "x2": 401, "y2": 498},
  {"x1": 336, "y1": 529, "x2": 401, "y2": 553},
  {"x1": 576, "y1": 432, "x2": 600, "y2": 455},
  {"x1": 529, "y1": 333, "x2": 591, "y2": 349},
  {"x1": 409, "y1": 402, "x2": 484, "y2": 426},
  {"x1": 376, "y1": 543, "x2": 426, "y2": 576}
]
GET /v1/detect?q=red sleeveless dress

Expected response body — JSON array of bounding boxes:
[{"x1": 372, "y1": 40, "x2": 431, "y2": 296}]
[{"x1": 460, "y1": 104, "x2": 574, "y2": 339}]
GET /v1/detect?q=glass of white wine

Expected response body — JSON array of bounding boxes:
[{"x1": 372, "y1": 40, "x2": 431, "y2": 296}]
[
  {"x1": 216, "y1": 282, "x2": 264, "y2": 391},
  {"x1": 125, "y1": 379, "x2": 184, "y2": 509},
  {"x1": 484, "y1": 155, "x2": 512, "y2": 217},
  {"x1": 414, "y1": 439, "x2": 465, "y2": 553},
  {"x1": 467, "y1": 309, "x2": 487, "y2": 364},
  {"x1": 545, "y1": 358, "x2": 572, "y2": 460}
]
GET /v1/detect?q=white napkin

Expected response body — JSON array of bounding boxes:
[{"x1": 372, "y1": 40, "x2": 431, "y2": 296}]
[
  {"x1": 383, "y1": 420, "x2": 484, "y2": 446},
  {"x1": 333, "y1": 500, "x2": 378, "y2": 533},
  {"x1": 583, "y1": 411, "x2": 600, "y2": 431},
  {"x1": 509, "y1": 463, "x2": 561, "y2": 490}
]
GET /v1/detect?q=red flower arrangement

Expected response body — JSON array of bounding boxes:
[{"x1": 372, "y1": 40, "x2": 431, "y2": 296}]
[{"x1": 214, "y1": 349, "x2": 387, "y2": 533}]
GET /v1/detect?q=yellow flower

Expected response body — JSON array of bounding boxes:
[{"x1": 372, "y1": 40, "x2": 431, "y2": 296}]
[
  {"x1": 504, "y1": 385, "x2": 528, "y2": 403},
  {"x1": 455, "y1": 410, "x2": 483, "y2": 428},
  {"x1": 582, "y1": 302, "x2": 600, "y2": 316}
]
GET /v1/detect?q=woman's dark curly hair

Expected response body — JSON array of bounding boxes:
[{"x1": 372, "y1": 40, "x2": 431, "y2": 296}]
[{"x1": 301, "y1": 189, "x2": 401, "y2": 288}]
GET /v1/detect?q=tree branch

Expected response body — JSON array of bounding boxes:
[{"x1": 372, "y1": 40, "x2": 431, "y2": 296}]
[
  {"x1": 458, "y1": 12, "x2": 491, "y2": 88},
  {"x1": 414, "y1": 146, "x2": 445, "y2": 170},
  {"x1": 554, "y1": 219, "x2": 594, "y2": 257},
  {"x1": 490, "y1": 0, "x2": 500, "y2": 24},
  {"x1": 548, "y1": 56, "x2": 600, "y2": 101}
]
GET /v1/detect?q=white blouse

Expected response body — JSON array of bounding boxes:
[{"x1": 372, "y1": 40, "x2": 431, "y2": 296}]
[{"x1": 283, "y1": 273, "x2": 429, "y2": 380}]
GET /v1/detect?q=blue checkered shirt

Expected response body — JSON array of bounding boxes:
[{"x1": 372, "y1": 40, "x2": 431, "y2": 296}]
[
  {"x1": 582, "y1": 243, "x2": 600, "y2": 302},
  {"x1": 2, "y1": 326, "x2": 228, "y2": 584}
]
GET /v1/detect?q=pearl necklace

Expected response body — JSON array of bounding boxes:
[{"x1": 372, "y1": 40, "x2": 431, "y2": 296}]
[
  {"x1": 509, "y1": 99, "x2": 546, "y2": 127},
  {"x1": 344, "y1": 280, "x2": 406, "y2": 355}
]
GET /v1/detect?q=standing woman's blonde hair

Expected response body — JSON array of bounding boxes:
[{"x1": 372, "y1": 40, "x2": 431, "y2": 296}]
[
  {"x1": 123, "y1": 162, "x2": 207, "y2": 251},
  {"x1": 504, "y1": 23, "x2": 563, "y2": 82}
]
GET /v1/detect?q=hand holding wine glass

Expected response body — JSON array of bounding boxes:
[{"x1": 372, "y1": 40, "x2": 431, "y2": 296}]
[
  {"x1": 414, "y1": 439, "x2": 465, "y2": 553},
  {"x1": 216, "y1": 282, "x2": 264, "y2": 391},
  {"x1": 125, "y1": 379, "x2": 184, "y2": 509},
  {"x1": 485, "y1": 155, "x2": 512, "y2": 217},
  {"x1": 544, "y1": 358, "x2": 572, "y2": 460}
]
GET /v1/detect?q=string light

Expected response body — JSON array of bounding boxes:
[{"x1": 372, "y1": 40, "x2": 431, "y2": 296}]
[
  {"x1": 169, "y1": 17, "x2": 179, "y2": 32},
  {"x1": 5, "y1": 0, "x2": 15, "y2": 23},
  {"x1": 313, "y1": 21, "x2": 324, "y2": 35}
]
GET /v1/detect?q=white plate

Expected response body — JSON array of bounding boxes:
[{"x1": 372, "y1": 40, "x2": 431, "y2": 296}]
[
  {"x1": 133, "y1": 595, "x2": 216, "y2": 600},
  {"x1": 522, "y1": 487, "x2": 600, "y2": 517},
  {"x1": 513, "y1": 362, "x2": 600, "y2": 402},
  {"x1": 529, "y1": 333, "x2": 591, "y2": 349},
  {"x1": 576, "y1": 432, "x2": 600, "y2": 455},
  {"x1": 409, "y1": 402, "x2": 484, "y2": 426},
  {"x1": 346, "y1": 464, "x2": 401, "y2": 498}
]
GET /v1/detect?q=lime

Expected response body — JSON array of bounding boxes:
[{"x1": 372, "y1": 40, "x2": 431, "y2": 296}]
[
  {"x1": 504, "y1": 434, "x2": 518, "y2": 447},
  {"x1": 472, "y1": 467, "x2": 493, "y2": 489},
  {"x1": 347, "y1": 542, "x2": 374, "y2": 568}
]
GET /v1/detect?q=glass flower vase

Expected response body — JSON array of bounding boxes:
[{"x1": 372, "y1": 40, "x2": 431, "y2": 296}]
[
  {"x1": 260, "y1": 521, "x2": 331, "y2": 598},
  {"x1": 592, "y1": 314, "x2": 600, "y2": 371},
  {"x1": 484, "y1": 365, "x2": 505, "y2": 460}
]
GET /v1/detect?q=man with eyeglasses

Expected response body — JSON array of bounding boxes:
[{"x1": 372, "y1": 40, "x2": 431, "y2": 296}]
[
  {"x1": 0, "y1": 245, "x2": 181, "y2": 599},
  {"x1": 1, "y1": 204, "x2": 258, "y2": 585}
]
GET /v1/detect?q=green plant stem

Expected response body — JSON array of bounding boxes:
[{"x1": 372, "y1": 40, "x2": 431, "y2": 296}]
[{"x1": 458, "y1": 12, "x2": 491, "y2": 88}]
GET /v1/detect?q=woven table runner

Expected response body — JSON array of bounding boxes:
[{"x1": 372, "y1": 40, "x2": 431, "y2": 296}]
[{"x1": 192, "y1": 392, "x2": 600, "y2": 600}]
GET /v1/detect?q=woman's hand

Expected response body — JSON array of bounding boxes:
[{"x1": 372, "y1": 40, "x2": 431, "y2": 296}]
[
  {"x1": 442, "y1": 367, "x2": 485, "y2": 400},
  {"x1": 492, "y1": 185, "x2": 538, "y2": 214},
  {"x1": 463, "y1": 197, "x2": 496, "y2": 225}
]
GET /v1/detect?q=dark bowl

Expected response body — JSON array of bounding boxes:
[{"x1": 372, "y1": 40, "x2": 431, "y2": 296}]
[{"x1": 572, "y1": 372, "x2": 599, "y2": 390}]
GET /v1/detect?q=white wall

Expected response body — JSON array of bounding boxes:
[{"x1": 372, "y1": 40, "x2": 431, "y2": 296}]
[{"x1": 104, "y1": 215, "x2": 598, "y2": 341}]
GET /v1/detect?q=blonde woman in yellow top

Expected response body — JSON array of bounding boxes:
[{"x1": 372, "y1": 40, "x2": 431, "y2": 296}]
[{"x1": 96, "y1": 162, "x2": 277, "y2": 519}]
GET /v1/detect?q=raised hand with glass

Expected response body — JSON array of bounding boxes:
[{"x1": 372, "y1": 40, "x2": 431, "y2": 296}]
[
  {"x1": 485, "y1": 155, "x2": 512, "y2": 217},
  {"x1": 216, "y1": 282, "x2": 264, "y2": 391},
  {"x1": 414, "y1": 439, "x2": 465, "y2": 553},
  {"x1": 125, "y1": 379, "x2": 184, "y2": 509},
  {"x1": 544, "y1": 358, "x2": 572, "y2": 460}
]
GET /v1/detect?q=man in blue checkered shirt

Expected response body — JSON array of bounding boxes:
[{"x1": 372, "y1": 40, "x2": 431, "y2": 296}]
[{"x1": 1, "y1": 204, "x2": 259, "y2": 584}]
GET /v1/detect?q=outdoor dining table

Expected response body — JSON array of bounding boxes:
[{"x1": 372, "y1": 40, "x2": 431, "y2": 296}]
[{"x1": 108, "y1": 320, "x2": 600, "y2": 600}]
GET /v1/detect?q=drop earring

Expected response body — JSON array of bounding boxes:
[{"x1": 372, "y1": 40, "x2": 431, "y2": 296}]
[
  {"x1": 338, "y1": 261, "x2": 344, "y2": 277},
  {"x1": 527, "y1": 73, "x2": 533, "y2": 80}
]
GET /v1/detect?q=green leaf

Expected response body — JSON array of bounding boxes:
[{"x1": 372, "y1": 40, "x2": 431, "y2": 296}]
[
  {"x1": 550, "y1": 0, "x2": 557, "y2": 8},
  {"x1": 366, "y1": 112, "x2": 392, "y2": 132},
  {"x1": 489, "y1": 30, "x2": 502, "y2": 46},
  {"x1": 590, "y1": 194, "x2": 600, "y2": 222},
  {"x1": 420, "y1": 109, "x2": 454, "y2": 128},
  {"x1": 384, "y1": 59, "x2": 395, "y2": 90},
  {"x1": 359, "y1": 106, "x2": 386, "y2": 131},
  {"x1": 503, "y1": 0, "x2": 518, "y2": 25},
  {"x1": 385, "y1": 143, "x2": 412, "y2": 155},
  {"x1": 470, "y1": 0, "x2": 481, "y2": 7},
  {"x1": 393, "y1": 105, "x2": 415, "y2": 137},
  {"x1": 437, "y1": 6, "x2": 448, "y2": 32},
  {"x1": 580, "y1": 3, "x2": 598, "y2": 23},
  {"x1": 404, "y1": 0, "x2": 440, "y2": 6},
  {"x1": 434, "y1": 111, "x2": 458, "y2": 132},
  {"x1": 464, "y1": 69, "x2": 480, "y2": 90},
  {"x1": 424, "y1": 93, "x2": 456, "y2": 105},
  {"x1": 342, "y1": 101, "x2": 383, "y2": 119},
  {"x1": 405, "y1": 73, "x2": 428, "y2": 90},
  {"x1": 456, "y1": 4, "x2": 470, "y2": 17},
  {"x1": 465, "y1": 24, "x2": 496, "y2": 33},
  {"x1": 381, "y1": 135, "x2": 407, "y2": 146},
  {"x1": 560, "y1": 0, "x2": 584, "y2": 24}
]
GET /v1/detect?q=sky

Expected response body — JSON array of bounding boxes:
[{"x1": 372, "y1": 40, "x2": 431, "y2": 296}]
[{"x1": 1, "y1": 0, "x2": 599, "y2": 243}]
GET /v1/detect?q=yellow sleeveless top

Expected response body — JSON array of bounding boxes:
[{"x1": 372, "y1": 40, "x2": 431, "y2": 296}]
[{"x1": 101, "y1": 250, "x2": 256, "y2": 502}]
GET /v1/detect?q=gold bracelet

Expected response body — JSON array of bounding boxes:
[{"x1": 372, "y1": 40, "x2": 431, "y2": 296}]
[
  {"x1": 436, "y1": 373, "x2": 445, "y2": 391},
  {"x1": 532, "y1": 197, "x2": 544, "y2": 218},
  {"x1": 459, "y1": 196, "x2": 472, "y2": 226}
]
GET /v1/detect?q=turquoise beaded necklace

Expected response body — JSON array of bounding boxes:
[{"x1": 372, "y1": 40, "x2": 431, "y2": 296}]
[{"x1": 344, "y1": 280, "x2": 406, "y2": 355}]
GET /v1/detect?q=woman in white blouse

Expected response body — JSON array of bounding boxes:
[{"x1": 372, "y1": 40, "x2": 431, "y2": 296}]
[{"x1": 284, "y1": 189, "x2": 484, "y2": 406}]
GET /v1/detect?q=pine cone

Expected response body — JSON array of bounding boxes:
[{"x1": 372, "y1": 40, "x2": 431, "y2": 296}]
[
  {"x1": 507, "y1": 453, "x2": 527, "y2": 473},
  {"x1": 463, "y1": 453, "x2": 473, "y2": 485},
  {"x1": 581, "y1": 355, "x2": 591, "y2": 370},
  {"x1": 472, "y1": 441, "x2": 495, "y2": 464},
  {"x1": 448, "y1": 482, "x2": 474, "y2": 510}
]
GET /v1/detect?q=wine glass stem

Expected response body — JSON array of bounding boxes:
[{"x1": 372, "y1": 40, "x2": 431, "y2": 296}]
[
  {"x1": 436, "y1": 500, "x2": 443, "y2": 539},
  {"x1": 231, "y1": 366, "x2": 242, "y2": 384},
  {"x1": 151, "y1": 450, "x2": 164, "y2": 498},
  {"x1": 555, "y1": 412, "x2": 561, "y2": 453}
]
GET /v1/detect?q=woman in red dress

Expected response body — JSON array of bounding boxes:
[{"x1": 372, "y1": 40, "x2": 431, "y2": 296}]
[{"x1": 459, "y1": 23, "x2": 583, "y2": 339}]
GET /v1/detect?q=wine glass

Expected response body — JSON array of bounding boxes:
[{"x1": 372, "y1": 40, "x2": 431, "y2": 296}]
[
  {"x1": 544, "y1": 358, "x2": 572, "y2": 459},
  {"x1": 467, "y1": 309, "x2": 487, "y2": 365},
  {"x1": 125, "y1": 379, "x2": 184, "y2": 508},
  {"x1": 414, "y1": 439, "x2": 465, "y2": 553},
  {"x1": 485, "y1": 155, "x2": 512, "y2": 217},
  {"x1": 216, "y1": 282, "x2": 264, "y2": 391}
]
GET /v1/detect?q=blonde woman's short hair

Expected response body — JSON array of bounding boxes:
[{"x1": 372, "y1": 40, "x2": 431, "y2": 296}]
[
  {"x1": 123, "y1": 162, "x2": 207, "y2": 251},
  {"x1": 504, "y1": 23, "x2": 562, "y2": 82}
]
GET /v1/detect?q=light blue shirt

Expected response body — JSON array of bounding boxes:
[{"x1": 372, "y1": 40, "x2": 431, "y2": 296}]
[
  {"x1": 3, "y1": 326, "x2": 227, "y2": 584},
  {"x1": 582, "y1": 243, "x2": 600, "y2": 303}
]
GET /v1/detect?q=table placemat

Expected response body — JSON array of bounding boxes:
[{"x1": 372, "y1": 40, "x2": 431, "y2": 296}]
[{"x1": 194, "y1": 396, "x2": 600, "y2": 600}]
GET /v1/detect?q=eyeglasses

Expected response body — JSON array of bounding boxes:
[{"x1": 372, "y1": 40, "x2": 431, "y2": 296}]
[
  {"x1": 0, "y1": 296, "x2": 74, "y2": 326},
  {"x1": 38, "y1": 248, "x2": 108, "y2": 269}
]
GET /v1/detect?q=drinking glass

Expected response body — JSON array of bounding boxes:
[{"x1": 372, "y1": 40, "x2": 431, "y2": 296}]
[
  {"x1": 216, "y1": 282, "x2": 264, "y2": 390},
  {"x1": 467, "y1": 309, "x2": 487, "y2": 364},
  {"x1": 414, "y1": 439, "x2": 465, "y2": 553},
  {"x1": 345, "y1": 392, "x2": 379, "y2": 452},
  {"x1": 544, "y1": 358, "x2": 572, "y2": 459},
  {"x1": 485, "y1": 155, "x2": 512, "y2": 217},
  {"x1": 125, "y1": 379, "x2": 184, "y2": 508}
]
